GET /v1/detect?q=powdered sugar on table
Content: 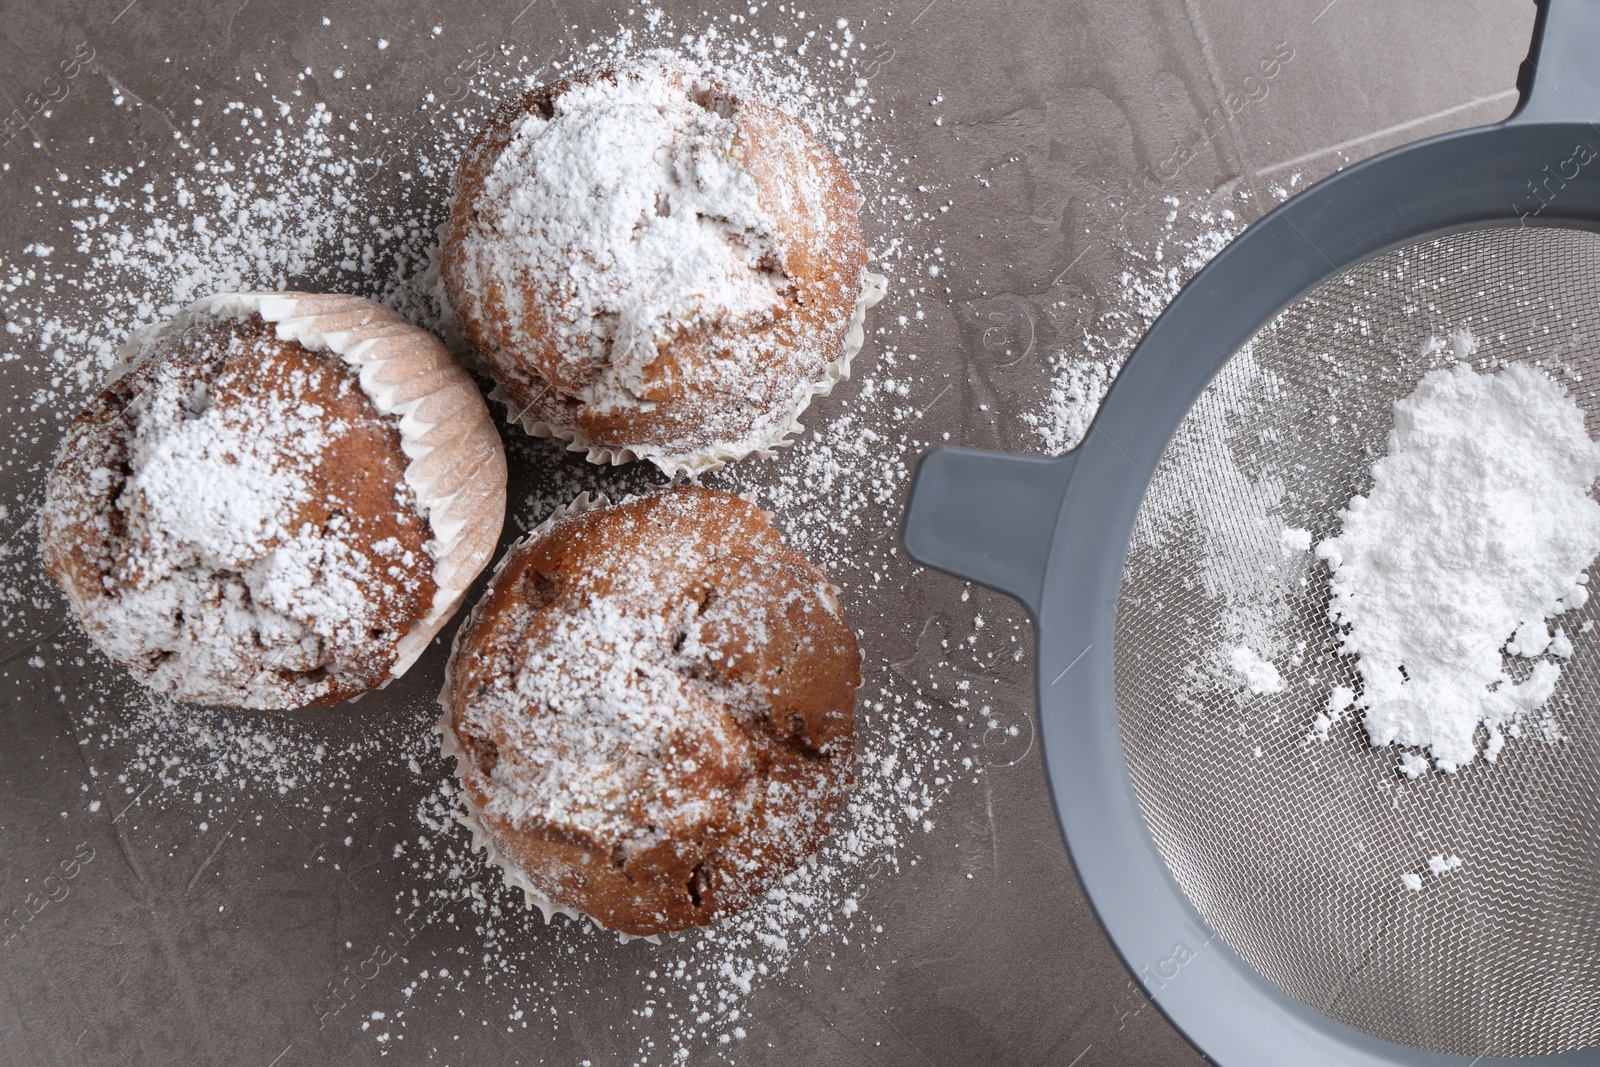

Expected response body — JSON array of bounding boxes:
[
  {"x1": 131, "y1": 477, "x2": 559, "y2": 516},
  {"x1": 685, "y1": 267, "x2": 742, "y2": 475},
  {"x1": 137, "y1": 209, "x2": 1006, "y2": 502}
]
[{"x1": 1, "y1": 9, "x2": 967, "y2": 1063}]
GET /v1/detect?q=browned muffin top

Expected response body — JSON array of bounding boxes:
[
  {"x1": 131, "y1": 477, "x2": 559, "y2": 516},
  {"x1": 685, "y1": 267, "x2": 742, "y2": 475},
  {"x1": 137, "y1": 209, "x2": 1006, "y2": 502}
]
[
  {"x1": 444, "y1": 487, "x2": 860, "y2": 935},
  {"x1": 440, "y1": 63, "x2": 870, "y2": 474},
  {"x1": 41, "y1": 314, "x2": 437, "y2": 708}
]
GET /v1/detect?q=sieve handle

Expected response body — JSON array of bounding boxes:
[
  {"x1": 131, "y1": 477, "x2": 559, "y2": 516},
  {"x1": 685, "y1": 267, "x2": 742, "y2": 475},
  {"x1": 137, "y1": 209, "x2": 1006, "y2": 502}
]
[
  {"x1": 1507, "y1": 0, "x2": 1600, "y2": 124},
  {"x1": 901, "y1": 447, "x2": 1075, "y2": 617}
]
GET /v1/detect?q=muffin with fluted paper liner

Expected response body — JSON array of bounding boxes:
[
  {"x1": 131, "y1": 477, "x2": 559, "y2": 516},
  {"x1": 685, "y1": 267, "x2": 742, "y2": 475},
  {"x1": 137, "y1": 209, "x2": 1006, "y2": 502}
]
[
  {"x1": 439, "y1": 487, "x2": 860, "y2": 937},
  {"x1": 439, "y1": 62, "x2": 886, "y2": 478},
  {"x1": 39, "y1": 292, "x2": 507, "y2": 709}
]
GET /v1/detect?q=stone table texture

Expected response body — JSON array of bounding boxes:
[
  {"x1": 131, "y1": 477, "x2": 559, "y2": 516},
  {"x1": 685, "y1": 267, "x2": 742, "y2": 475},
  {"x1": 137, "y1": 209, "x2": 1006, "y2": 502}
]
[{"x1": 0, "y1": 0, "x2": 1532, "y2": 1064}]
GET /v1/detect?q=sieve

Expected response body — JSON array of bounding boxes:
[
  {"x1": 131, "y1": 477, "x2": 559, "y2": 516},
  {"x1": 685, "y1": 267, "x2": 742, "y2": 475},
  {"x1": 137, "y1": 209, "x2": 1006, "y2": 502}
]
[{"x1": 903, "y1": 2, "x2": 1600, "y2": 1064}]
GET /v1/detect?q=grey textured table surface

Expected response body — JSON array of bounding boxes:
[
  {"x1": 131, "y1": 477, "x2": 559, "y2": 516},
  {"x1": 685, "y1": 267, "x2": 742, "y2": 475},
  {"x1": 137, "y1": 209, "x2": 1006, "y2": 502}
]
[{"x1": 0, "y1": 1, "x2": 1532, "y2": 1064}]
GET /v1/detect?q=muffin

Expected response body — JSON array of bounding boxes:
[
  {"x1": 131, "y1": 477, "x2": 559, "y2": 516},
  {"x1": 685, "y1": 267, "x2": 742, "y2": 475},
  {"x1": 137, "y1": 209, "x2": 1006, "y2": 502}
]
[
  {"x1": 439, "y1": 63, "x2": 886, "y2": 477},
  {"x1": 39, "y1": 292, "x2": 508, "y2": 709},
  {"x1": 440, "y1": 487, "x2": 860, "y2": 936}
]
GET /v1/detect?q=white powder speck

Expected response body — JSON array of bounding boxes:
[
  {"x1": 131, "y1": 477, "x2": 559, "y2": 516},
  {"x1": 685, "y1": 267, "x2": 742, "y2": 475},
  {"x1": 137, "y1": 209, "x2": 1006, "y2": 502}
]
[
  {"x1": 1279, "y1": 526, "x2": 1311, "y2": 555},
  {"x1": 1397, "y1": 752, "x2": 1430, "y2": 780},
  {"x1": 1230, "y1": 645, "x2": 1284, "y2": 695},
  {"x1": 1309, "y1": 685, "x2": 1355, "y2": 743},
  {"x1": 1132, "y1": 347, "x2": 1300, "y2": 675},
  {"x1": 1427, "y1": 853, "x2": 1463, "y2": 877},
  {"x1": 1023, "y1": 208, "x2": 1248, "y2": 455},
  {"x1": 1027, "y1": 358, "x2": 1111, "y2": 454},
  {"x1": 1317, "y1": 360, "x2": 1600, "y2": 773},
  {"x1": 1401, "y1": 872, "x2": 1423, "y2": 892}
]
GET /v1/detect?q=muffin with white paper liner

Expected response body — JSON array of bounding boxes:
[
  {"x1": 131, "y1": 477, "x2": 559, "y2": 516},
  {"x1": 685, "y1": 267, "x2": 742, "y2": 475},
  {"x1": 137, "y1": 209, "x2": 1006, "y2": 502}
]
[
  {"x1": 439, "y1": 62, "x2": 887, "y2": 478},
  {"x1": 438, "y1": 487, "x2": 860, "y2": 938},
  {"x1": 40, "y1": 292, "x2": 507, "y2": 709}
]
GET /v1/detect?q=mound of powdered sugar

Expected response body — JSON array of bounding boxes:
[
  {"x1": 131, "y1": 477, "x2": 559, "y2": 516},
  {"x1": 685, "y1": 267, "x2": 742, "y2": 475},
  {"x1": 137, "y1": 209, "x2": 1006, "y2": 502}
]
[{"x1": 1316, "y1": 358, "x2": 1600, "y2": 773}]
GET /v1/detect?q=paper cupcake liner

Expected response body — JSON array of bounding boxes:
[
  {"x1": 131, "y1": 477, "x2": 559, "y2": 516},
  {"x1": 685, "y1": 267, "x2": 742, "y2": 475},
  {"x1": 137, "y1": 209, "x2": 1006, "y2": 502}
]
[
  {"x1": 434, "y1": 492, "x2": 665, "y2": 945},
  {"x1": 118, "y1": 291, "x2": 508, "y2": 682},
  {"x1": 442, "y1": 268, "x2": 887, "y2": 479},
  {"x1": 501, "y1": 270, "x2": 888, "y2": 477}
]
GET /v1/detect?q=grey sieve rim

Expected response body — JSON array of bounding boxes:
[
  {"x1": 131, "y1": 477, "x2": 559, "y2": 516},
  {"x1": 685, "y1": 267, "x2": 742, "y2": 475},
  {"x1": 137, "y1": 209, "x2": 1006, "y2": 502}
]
[{"x1": 901, "y1": 2, "x2": 1600, "y2": 1065}]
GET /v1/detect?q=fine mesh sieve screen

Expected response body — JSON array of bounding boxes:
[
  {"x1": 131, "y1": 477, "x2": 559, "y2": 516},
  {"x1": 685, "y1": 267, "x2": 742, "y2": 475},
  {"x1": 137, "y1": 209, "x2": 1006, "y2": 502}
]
[{"x1": 1115, "y1": 225, "x2": 1600, "y2": 1057}]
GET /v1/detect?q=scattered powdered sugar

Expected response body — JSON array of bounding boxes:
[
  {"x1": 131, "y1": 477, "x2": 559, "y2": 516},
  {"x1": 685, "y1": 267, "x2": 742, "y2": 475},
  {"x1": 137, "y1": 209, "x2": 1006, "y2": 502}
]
[
  {"x1": 1399, "y1": 853, "x2": 1463, "y2": 893},
  {"x1": 1023, "y1": 196, "x2": 1267, "y2": 455},
  {"x1": 1028, "y1": 357, "x2": 1114, "y2": 456},
  {"x1": 9, "y1": 99, "x2": 388, "y2": 397},
  {"x1": 1130, "y1": 345, "x2": 1305, "y2": 674},
  {"x1": 1309, "y1": 684, "x2": 1355, "y2": 743},
  {"x1": 3, "y1": 7, "x2": 970, "y2": 1062},
  {"x1": 1021, "y1": 188, "x2": 1318, "y2": 709},
  {"x1": 1317, "y1": 360, "x2": 1600, "y2": 773}
]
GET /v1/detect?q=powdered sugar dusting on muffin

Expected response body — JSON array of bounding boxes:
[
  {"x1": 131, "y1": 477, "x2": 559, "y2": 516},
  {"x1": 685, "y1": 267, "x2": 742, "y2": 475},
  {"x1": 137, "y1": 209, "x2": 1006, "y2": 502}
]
[
  {"x1": 209, "y1": 291, "x2": 509, "y2": 676},
  {"x1": 125, "y1": 381, "x2": 323, "y2": 568},
  {"x1": 492, "y1": 266, "x2": 887, "y2": 478},
  {"x1": 474, "y1": 67, "x2": 786, "y2": 397},
  {"x1": 460, "y1": 549, "x2": 813, "y2": 849},
  {"x1": 41, "y1": 317, "x2": 437, "y2": 708},
  {"x1": 444, "y1": 488, "x2": 856, "y2": 935},
  {"x1": 443, "y1": 61, "x2": 878, "y2": 475}
]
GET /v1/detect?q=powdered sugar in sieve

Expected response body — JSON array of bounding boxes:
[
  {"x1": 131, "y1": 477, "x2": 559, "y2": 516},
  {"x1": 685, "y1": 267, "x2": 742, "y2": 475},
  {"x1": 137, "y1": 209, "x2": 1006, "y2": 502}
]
[{"x1": 1116, "y1": 225, "x2": 1600, "y2": 1058}]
